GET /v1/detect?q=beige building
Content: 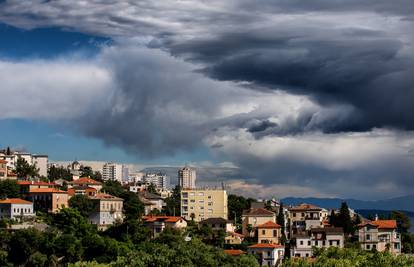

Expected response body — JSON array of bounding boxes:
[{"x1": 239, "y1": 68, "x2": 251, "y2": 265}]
[
  {"x1": 257, "y1": 221, "x2": 282, "y2": 244},
  {"x1": 242, "y1": 208, "x2": 276, "y2": 237},
  {"x1": 0, "y1": 159, "x2": 8, "y2": 180},
  {"x1": 28, "y1": 188, "x2": 69, "y2": 213},
  {"x1": 178, "y1": 167, "x2": 196, "y2": 189},
  {"x1": 288, "y1": 203, "x2": 329, "y2": 234},
  {"x1": 358, "y1": 219, "x2": 401, "y2": 254},
  {"x1": 181, "y1": 188, "x2": 227, "y2": 222},
  {"x1": 88, "y1": 193, "x2": 124, "y2": 230}
]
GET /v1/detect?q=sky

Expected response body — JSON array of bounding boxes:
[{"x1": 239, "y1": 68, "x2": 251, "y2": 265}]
[{"x1": 0, "y1": 1, "x2": 413, "y2": 200}]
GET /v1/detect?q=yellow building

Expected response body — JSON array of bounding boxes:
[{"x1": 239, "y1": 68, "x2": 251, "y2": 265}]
[
  {"x1": 181, "y1": 188, "x2": 227, "y2": 222},
  {"x1": 257, "y1": 221, "x2": 282, "y2": 244}
]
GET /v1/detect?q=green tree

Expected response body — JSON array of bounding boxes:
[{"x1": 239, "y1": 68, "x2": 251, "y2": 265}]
[
  {"x1": 15, "y1": 156, "x2": 39, "y2": 179},
  {"x1": 49, "y1": 208, "x2": 96, "y2": 237},
  {"x1": 163, "y1": 185, "x2": 181, "y2": 216},
  {"x1": 146, "y1": 183, "x2": 158, "y2": 194},
  {"x1": 48, "y1": 165, "x2": 72, "y2": 181},
  {"x1": 79, "y1": 166, "x2": 94, "y2": 178},
  {"x1": 228, "y1": 194, "x2": 255, "y2": 224},
  {"x1": 69, "y1": 195, "x2": 95, "y2": 218},
  {"x1": 121, "y1": 191, "x2": 145, "y2": 220},
  {"x1": 336, "y1": 202, "x2": 353, "y2": 235},
  {"x1": 0, "y1": 179, "x2": 20, "y2": 199},
  {"x1": 276, "y1": 203, "x2": 286, "y2": 244}
]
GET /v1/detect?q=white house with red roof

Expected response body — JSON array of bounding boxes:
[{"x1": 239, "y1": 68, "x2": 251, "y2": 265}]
[
  {"x1": 358, "y1": 219, "x2": 401, "y2": 254},
  {"x1": 0, "y1": 198, "x2": 35, "y2": 220},
  {"x1": 248, "y1": 243, "x2": 285, "y2": 266},
  {"x1": 142, "y1": 215, "x2": 187, "y2": 237}
]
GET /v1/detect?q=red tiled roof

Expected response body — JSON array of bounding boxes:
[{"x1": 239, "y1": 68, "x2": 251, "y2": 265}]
[
  {"x1": 257, "y1": 221, "x2": 281, "y2": 229},
  {"x1": 17, "y1": 181, "x2": 57, "y2": 186},
  {"x1": 90, "y1": 193, "x2": 122, "y2": 201},
  {"x1": 242, "y1": 208, "x2": 275, "y2": 216},
  {"x1": 0, "y1": 159, "x2": 7, "y2": 164},
  {"x1": 70, "y1": 177, "x2": 102, "y2": 185},
  {"x1": 359, "y1": 220, "x2": 397, "y2": 229},
  {"x1": 142, "y1": 216, "x2": 185, "y2": 223},
  {"x1": 248, "y1": 243, "x2": 284, "y2": 249},
  {"x1": 29, "y1": 188, "x2": 67, "y2": 194},
  {"x1": 224, "y1": 249, "x2": 245, "y2": 256},
  {"x1": 227, "y1": 231, "x2": 244, "y2": 237},
  {"x1": 0, "y1": 198, "x2": 32, "y2": 205},
  {"x1": 288, "y1": 203, "x2": 323, "y2": 211}
]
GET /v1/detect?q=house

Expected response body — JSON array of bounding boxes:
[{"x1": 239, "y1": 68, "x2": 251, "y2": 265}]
[
  {"x1": 17, "y1": 181, "x2": 58, "y2": 195},
  {"x1": 358, "y1": 219, "x2": 401, "y2": 254},
  {"x1": 0, "y1": 159, "x2": 8, "y2": 180},
  {"x1": 142, "y1": 216, "x2": 187, "y2": 237},
  {"x1": 257, "y1": 221, "x2": 282, "y2": 244},
  {"x1": 88, "y1": 193, "x2": 123, "y2": 230},
  {"x1": 225, "y1": 231, "x2": 245, "y2": 245},
  {"x1": 68, "y1": 177, "x2": 102, "y2": 192},
  {"x1": 291, "y1": 227, "x2": 344, "y2": 258},
  {"x1": 138, "y1": 191, "x2": 165, "y2": 214},
  {"x1": 224, "y1": 249, "x2": 245, "y2": 256},
  {"x1": 67, "y1": 185, "x2": 97, "y2": 197},
  {"x1": 248, "y1": 243, "x2": 285, "y2": 266},
  {"x1": 0, "y1": 198, "x2": 35, "y2": 220},
  {"x1": 242, "y1": 208, "x2": 276, "y2": 237},
  {"x1": 27, "y1": 188, "x2": 69, "y2": 213},
  {"x1": 199, "y1": 217, "x2": 235, "y2": 232},
  {"x1": 288, "y1": 203, "x2": 329, "y2": 234}
]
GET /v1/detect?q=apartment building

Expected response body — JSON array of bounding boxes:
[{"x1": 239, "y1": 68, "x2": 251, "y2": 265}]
[
  {"x1": 288, "y1": 203, "x2": 329, "y2": 234},
  {"x1": 102, "y1": 163, "x2": 123, "y2": 182},
  {"x1": 291, "y1": 227, "x2": 344, "y2": 258},
  {"x1": 180, "y1": 188, "x2": 227, "y2": 222},
  {"x1": 27, "y1": 188, "x2": 69, "y2": 213},
  {"x1": 143, "y1": 172, "x2": 169, "y2": 189},
  {"x1": 0, "y1": 198, "x2": 35, "y2": 220},
  {"x1": 241, "y1": 208, "x2": 276, "y2": 237},
  {"x1": 17, "y1": 181, "x2": 58, "y2": 195},
  {"x1": 358, "y1": 219, "x2": 401, "y2": 254},
  {"x1": 178, "y1": 167, "x2": 196, "y2": 189},
  {"x1": 88, "y1": 193, "x2": 124, "y2": 230},
  {"x1": 0, "y1": 152, "x2": 48, "y2": 177}
]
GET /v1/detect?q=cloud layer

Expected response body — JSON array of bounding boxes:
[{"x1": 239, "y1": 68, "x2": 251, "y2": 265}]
[{"x1": 1, "y1": 0, "x2": 414, "y2": 199}]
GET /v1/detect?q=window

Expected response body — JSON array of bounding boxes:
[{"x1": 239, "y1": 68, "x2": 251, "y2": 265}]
[
  {"x1": 307, "y1": 241, "x2": 311, "y2": 246},
  {"x1": 262, "y1": 230, "x2": 266, "y2": 235},
  {"x1": 366, "y1": 234, "x2": 371, "y2": 241},
  {"x1": 366, "y1": 244, "x2": 371, "y2": 250},
  {"x1": 198, "y1": 192, "x2": 204, "y2": 196},
  {"x1": 293, "y1": 213, "x2": 296, "y2": 217},
  {"x1": 329, "y1": 240, "x2": 333, "y2": 246},
  {"x1": 300, "y1": 241, "x2": 303, "y2": 245},
  {"x1": 208, "y1": 196, "x2": 212, "y2": 199},
  {"x1": 373, "y1": 244, "x2": 376, "y2": 250},
  {"x1": 323, "y1": 241, "x2": 326, "y2": 246},
  {"x1": 273, "y1": 230, "x2": 277, "y2": 237},
  {"x1": 301, "y1": 213, "x2": 305, "y2": 217}
]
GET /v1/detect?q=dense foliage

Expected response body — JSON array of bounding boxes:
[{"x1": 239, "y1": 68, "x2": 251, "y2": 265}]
[
  {"x1": 0, "y1": 179, "x2": 20, "y2": 199},
  {"x1": 0, "y1": 208, "x2": 259, "y2": 266},
  {"x1": 228, "y1": 194, "x2": 255, "y2": 224},
  {"x1": 48, "y1": 165, "x2": 72, "y2": 181},
  {"x1": 282, "y1": 247, "x2": 414, "y2": 267},
  {"x1": 15, "y1": 156, "x2": 39, "y2": 179}
]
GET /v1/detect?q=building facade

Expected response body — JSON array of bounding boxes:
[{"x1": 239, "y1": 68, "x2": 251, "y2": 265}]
[
  {"x1": 102, "y1": 163, "x2": 123, "y2": 182},
  {"x1": 178, "y1": 167, "x2": 196, "y2": 189},
  {"x1": 0, "y1": 152, "x2": 48, "y2": 177},
  {"x1": 143, "y1": 172, "x2": 168, "y2": 189},
  {"x1": 0, "y1": 159, "x2": 8, "y2": 180},
  {"x1": 257, "y1": 221, "x2": 282, "y2": 244},
  {"x1": 358, "y1": 220, "x2": 401, "y2": 254},
  {"x1": 88, "y1": 193, "x2": 123, "y2": 230},
  {"x1": 27, "y1": 188, "x2": 69, "y2": 213},
  {"x1": 248, "y1": 243, "x2": 285, "y2": 266},
  {"x1": 241, "y1": 208, "x2": 276, "y2": 237},
  {"x1": 181, "y1": 188, "x2": 227, "y2": 222},
  {"x1": 288, "y1": 203, "x2": 329, "y2": 234},
  {"x1": 142, "y1": 216, "x2": 187, "y2": 238},
  {"x1": 0, "y1": 198, "x2": 35, "y2": 220}
]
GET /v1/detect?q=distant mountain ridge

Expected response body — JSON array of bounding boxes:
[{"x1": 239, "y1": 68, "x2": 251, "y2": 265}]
[{"x1": 281, "y1": 195, "x2": 414, "y2": 212}]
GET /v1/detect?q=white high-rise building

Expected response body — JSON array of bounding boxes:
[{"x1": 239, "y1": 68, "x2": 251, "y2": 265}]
[
  {"x1": 178, "y1": 167, "x2": 196, "y2": 189},
  {"x1": 102, "y1": 163, "x2": 123, "y2": 182},
  {"x1": 143, "y1": 173, "x2": 168, "y2": 189}
]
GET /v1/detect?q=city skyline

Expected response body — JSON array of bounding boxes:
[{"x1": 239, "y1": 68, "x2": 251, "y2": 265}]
[{"x1": 1, "y1": 1, "x2": 414, "y2": 200}]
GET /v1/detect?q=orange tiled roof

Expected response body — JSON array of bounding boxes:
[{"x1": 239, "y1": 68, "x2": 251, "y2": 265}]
[
  {"x1": 224, "y1": 249, "x2": 245, "y2": 256},
  {"x1": 29, "y1": 188, "x2": 67, "y2": 194},
  {"x1": 90, "y1": 193, "x2": 122, "y2": 201},
  {"x1": 359, "y1": 220, "x2": 397, "y2": 229},
  {"x1": 257, "y1": 221, "x2": 281, "y2": 229},
  {"x1": 142, "y1": 216, "x2": 184, "y2": 223},
  {"x1": 70, "y1": 177, "x2": 102, "y2": 185},
  {"x1": 0, "y1": 159, "x2": 7, "y2": 164},
  {"x1": 242, "y1": 208, "x2": 275, "y2": 216},
  {"x1": 248, "y1": 243, "x2": 284, "y2": 249},
  {"x1": 227, "y1": 231, "x2": 244, "y2": 237},
  {"x1": 288, "y1": 203, "x2": 322, "y2": 211},
  {"x1": 0, "y1": 198, "x2": 32, "y2": 205}
]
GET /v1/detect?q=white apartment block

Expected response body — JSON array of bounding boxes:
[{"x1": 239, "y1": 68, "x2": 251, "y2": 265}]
[
  {"x1": 102, "y1": 163, "x2": 123, "y2": 182},
  {"x1": 181, "y1": 188, "x2": 228, "y2": 222},
  {"x1": 178, "y1": 167, "x2": 196, "y2": 189},
  {"x1": 0, "y1": 198, "x2": 35, "y2": 220},
  {"x1": 144, "y1": 172, "x2": 168, "y2": 189},
  {"x1": 0, "y1": 152, "x2": 48, "y2": 177}
]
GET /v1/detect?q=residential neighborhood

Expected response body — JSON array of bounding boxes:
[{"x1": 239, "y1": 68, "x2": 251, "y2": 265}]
[{"x1": 0, "y1": 149, "x2": 412, "y2": 266}]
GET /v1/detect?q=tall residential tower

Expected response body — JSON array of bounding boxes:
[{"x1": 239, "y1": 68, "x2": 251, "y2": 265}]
[{"x1": 178, "y1": 166, "x2": 196, "y2": 189}]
